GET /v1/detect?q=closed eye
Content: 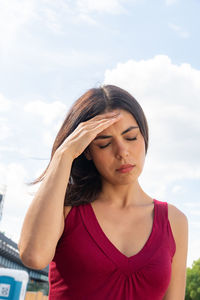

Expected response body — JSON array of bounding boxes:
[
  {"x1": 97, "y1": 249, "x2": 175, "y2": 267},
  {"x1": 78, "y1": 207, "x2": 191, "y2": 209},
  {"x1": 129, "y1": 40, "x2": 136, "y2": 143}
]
[{"x1": 99, "y1": 137, "x2": 137, "y2": 149}]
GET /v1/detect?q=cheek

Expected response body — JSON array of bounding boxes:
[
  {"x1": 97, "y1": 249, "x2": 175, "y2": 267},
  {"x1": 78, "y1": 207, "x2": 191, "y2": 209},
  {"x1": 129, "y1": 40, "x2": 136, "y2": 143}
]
[
  {"x1": 94, "y1": 152, "x2": 110, "y2": 168},
  {"x1": 91, "y1": 150, "x2": 112, "y2": 173},
  {"x1": 137, "y1": 142, "x2": 145, "y2": 155},
  {"x1": 135, "y1": 136, "x2": 145, "y2": 155},
  {"x1": 136, "y1": 141, "x2": 146, "y2": 164}
]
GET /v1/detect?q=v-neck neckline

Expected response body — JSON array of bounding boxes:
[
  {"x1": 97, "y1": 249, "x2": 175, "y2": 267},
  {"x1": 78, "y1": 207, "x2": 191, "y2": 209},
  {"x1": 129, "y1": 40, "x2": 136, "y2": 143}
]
[
  {"x1": 89, "y1": 199, "x2": 157, "y2": 259},
  {"x1": 79, "y1": 199, "x2": 159, "y2": 275}
]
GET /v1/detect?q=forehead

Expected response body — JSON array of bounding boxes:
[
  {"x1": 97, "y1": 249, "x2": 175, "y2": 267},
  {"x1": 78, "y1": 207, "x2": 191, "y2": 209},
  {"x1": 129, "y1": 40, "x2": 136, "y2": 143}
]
[
  {"x1": 114, "y1": 109, "x2": 136, "y2": 120},
  {"x1": 94, "y1": 110, "x2": 139, "y2": 139}
]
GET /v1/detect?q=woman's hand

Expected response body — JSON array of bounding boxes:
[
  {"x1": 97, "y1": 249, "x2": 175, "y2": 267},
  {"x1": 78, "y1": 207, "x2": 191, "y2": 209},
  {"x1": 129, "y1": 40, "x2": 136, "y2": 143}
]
[{"x1": 57, "y1": 111, "x2": 121, "y2": 160}]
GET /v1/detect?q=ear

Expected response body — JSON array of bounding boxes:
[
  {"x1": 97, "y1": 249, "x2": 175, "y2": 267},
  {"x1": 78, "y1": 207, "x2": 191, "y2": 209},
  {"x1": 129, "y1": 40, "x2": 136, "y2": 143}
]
[{"x1": 84, "y1": 148, "x2": 92, "y2": 160}]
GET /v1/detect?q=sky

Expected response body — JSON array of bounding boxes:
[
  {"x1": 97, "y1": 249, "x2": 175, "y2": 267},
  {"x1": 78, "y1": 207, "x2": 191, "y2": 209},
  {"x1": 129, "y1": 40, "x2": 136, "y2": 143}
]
[{"x1": 0, "y1": 0, "x2": 200, "y2": 268}]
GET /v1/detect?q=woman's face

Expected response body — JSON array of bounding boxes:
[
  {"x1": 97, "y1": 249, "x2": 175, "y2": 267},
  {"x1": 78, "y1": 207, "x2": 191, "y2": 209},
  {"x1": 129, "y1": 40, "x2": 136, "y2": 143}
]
[{"x1": 86, "y1": 109, "x2": 146, "y2": 185}]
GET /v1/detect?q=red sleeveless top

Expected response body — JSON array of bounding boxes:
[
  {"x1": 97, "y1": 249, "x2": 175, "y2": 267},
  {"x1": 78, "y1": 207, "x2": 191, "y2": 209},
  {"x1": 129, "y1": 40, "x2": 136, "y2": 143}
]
[{"x1": 48, "y1": 199, "x2": 176, "y2": 300}]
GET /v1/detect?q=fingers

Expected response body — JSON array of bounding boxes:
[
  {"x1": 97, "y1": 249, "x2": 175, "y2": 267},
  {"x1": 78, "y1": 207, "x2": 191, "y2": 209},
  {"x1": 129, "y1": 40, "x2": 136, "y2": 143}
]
[
  {"x1": 93, "y1": 112, "x2": 121, "y2": 124},
  {"x1": 89, "y1": 114, "x2": 121, "y2": 129},
  {"x1": 102, "y1": 111, "x2": 121, "y2": 118},
  {"x1": 92, "y1": 115, "x2": 122, "y2": 133},
  {"x1": 94, "y1": 111, "x2": 121, "y2": 120},
  {"x1": 79, "y1": 111, "x2": 121, "y2": 132},
  {"x1": 96, "y1": 113, "x2": 121, "y2": 124}
]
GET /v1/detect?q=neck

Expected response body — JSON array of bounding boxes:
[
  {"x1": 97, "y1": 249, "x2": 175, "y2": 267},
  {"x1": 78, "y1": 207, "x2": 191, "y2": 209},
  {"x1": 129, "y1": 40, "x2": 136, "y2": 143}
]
[{"x1": 97, "y1": 179, "x2": 152, "y2": 209}]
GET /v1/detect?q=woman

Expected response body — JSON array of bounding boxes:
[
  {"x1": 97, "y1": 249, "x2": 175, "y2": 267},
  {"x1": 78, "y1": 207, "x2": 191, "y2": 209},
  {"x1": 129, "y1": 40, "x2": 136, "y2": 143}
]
[{"x1": 18, "y1": 84, "x2": 188, "y2": 299}]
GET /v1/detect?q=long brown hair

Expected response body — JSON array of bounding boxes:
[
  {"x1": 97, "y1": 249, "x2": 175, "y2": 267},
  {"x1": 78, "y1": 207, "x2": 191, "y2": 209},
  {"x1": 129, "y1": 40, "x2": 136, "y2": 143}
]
[{"x1": 27, "y1": 84, "x2": 149, "y2": 206}]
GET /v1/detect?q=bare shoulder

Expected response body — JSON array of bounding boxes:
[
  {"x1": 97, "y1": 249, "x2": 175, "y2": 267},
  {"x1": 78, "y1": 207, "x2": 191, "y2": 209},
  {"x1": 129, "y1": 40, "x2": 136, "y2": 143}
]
[
  {"x1": 63, "y1": 205, "x2": 73, "y2": 219},
  {"x1": 162, "y1": 203, "x2": 188, "y2": 299},
  {"x1": 167, "y1": 203, "x2": 188, "y2": 238}
]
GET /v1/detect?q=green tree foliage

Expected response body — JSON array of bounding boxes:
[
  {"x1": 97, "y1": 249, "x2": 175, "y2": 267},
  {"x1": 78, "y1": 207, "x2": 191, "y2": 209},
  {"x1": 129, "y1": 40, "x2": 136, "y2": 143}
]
[
  {"x1": 27, "y1": 279, "x2": 49, "y2": 296},
  {"x1": 185, "y1": 258, "x2": 200, "y2": 300}
]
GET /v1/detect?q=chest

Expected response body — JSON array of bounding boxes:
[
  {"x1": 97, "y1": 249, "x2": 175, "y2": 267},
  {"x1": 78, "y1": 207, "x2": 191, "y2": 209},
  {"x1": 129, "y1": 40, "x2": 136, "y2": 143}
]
[
  {"x1": 53, "y1": 201, "x2": 172, "y2": 298},
  {"x1": 90, "y1": 203, "x2": 154, "y2": 258}
]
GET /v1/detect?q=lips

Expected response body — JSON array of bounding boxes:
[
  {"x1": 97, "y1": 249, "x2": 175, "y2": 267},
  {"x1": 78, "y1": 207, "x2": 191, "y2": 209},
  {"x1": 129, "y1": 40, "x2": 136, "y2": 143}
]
[{"x1": 116, "y1": 164, "x2": 135, "y2": 171}]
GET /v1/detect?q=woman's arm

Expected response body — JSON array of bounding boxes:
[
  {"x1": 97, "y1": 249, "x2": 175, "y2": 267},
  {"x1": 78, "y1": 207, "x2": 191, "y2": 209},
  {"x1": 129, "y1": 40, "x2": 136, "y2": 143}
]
[
  {"x1": 163, "y1": 204, "x2": 188, "y2": 300},
  {"x1": 18, "y1": 112, "x2": 122, "y2": 270},
  {"x1": 18, "y1": 149, "x2": 74, "y2": 270}
]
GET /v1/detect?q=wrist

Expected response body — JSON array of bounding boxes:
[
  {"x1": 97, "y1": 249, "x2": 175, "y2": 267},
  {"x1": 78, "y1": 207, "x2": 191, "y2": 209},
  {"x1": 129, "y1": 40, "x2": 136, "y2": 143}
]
[{"x1": 54, "y1": 147, "x2": 75, "y2": 163}]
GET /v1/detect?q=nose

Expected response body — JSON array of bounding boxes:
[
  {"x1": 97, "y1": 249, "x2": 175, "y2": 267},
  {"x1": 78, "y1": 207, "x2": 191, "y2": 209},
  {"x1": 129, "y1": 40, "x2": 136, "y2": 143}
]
[{"x1": 115, "y1": 142, "x2": 129, "y2": 160}]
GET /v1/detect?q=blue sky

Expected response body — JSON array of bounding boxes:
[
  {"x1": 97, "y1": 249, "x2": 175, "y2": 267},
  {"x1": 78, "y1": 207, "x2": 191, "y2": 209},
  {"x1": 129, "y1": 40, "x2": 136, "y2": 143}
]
[{"x1": 0, "y1": 0, "x2": 200, "y2": 268}]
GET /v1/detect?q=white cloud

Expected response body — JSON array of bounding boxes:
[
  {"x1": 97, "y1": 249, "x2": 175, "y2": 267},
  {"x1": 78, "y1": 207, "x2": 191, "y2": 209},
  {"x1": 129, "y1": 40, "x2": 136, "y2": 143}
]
[
  {"x1": 0, "y1": 94, "x2": 12, "y2": 112},
  {"x1": 103, "y1": 55, "x2": 200, "y2": 197},
  {"x1": 43, "y1": 129, "x2": 55, "y2": 148},
  {"x1": 168, "y1": 23, "x2": 190, "y2": 39},
  {"x1": 41, "y1": 7, "x2": 64, "y2": 34},
  {"x1": 190, "y1": 211, "x2": 200, "y2": 217},
  {"x1": 38, "y1": 49, "x2": 106, "y2": 70},
  {"x1": 0, "y1": 118, "x2": 12, "y2": 141},
  {"x1": 0, "y1": 161, "x2": 35, "y2": 242},
  {"x1": 76, "y1": 12, "x2": 98, "y2": 25},
  {"x1": 37, "y1": 0, "x2": 72, "y2": 33},
  {"x1": 188, "y1": 235, "x2": 200, "y2": 267},
  {"x1": 183, "y1": 202, "x2": 200, "y2": 208},
  {"x1": 0, "y1": 0, "x2": 36, "y2": 49},
  {"x1": 24, "y1": 100, "x2": 67, "y2": 125},
  {"x1": 0, "y1": 145, "x2": 34, "y2": 160},
  {"x1": 0, "y1": 0, "x2": 131, "y2": 50},
  {"x1": 171, "y1": 185, "x2": 183, "y2": 194}
]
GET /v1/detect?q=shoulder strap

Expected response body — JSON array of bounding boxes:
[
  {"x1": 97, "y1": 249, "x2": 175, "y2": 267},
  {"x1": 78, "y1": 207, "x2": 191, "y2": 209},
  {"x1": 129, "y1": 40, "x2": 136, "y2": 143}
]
[
  {"x1": 154, "y1": 199, "x2": 168, "y2": 225},
  {"x1": 154, "y1": 199, "x2": 176, "y2": 258}
]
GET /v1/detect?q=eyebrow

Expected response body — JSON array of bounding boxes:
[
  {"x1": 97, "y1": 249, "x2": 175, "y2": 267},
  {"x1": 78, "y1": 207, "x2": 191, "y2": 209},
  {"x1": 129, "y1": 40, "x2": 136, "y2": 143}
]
[{"x1": 94, "y1": 126, "x2": 139, "y2": 140}]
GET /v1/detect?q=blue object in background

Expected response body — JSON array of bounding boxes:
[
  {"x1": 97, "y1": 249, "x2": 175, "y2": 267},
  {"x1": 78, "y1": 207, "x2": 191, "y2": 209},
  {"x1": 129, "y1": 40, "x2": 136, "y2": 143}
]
[{"x1": 0, "y1": 269, "x2": 29, "y2": 300}]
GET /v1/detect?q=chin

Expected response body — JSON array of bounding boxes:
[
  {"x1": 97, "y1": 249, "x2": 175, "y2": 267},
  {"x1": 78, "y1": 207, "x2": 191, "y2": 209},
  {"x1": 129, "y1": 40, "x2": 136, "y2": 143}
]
[{"x1": 113, "y1": 177, "x2": 136, "y2": 185}]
